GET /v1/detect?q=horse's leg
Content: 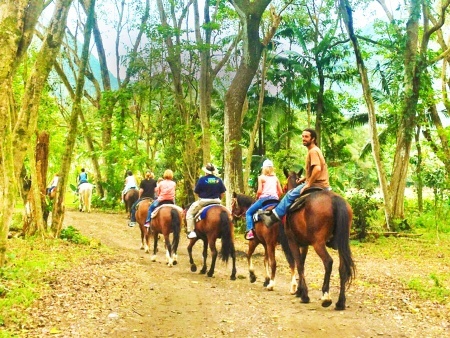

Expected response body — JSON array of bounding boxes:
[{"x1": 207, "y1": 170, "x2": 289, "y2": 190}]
[
  {"x1": 139, "y1": 225, "x2": 145, "y2": 250},
  {"x1": 313, "y1": 243, "x2": 334, "y2": 308},
  {"x1": 151, "y1": 232, "x2": 158, "y2": 261},
  {"x1": 292, "y1": 244, "x2": 309, "y2": 304},
  {"x1": 336, "y1": 257, "x2": 347, "y2": 310},
  {"x1": 230, "y1": 243, "x2": 237, "y2": 281},
  {"x1": 164, "y1": 234, "x2": 173, "y2": 267},
  {"x1": 247, "y1": 239, "x2": 258, "y2": 283},
  {"x1": 262, "y1": 244, "x2": 270, "y2": 287},
  {"x1": 207, "y1": 237, "x2": 218, "y2": 278},
  {"x1": 200, "y1": 238, "x2": 208, "y2": 275},
  {"x1": 265, "y1": 241, "x2": 277, "y2": 291},
  {"x1": 187, "y1": 238, "x2": 198, "y2": 272}
]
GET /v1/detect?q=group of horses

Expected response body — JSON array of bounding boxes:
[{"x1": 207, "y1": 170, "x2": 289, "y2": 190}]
[{"x1": 123, "y1": 169, "x2": 356, "y2": 311}]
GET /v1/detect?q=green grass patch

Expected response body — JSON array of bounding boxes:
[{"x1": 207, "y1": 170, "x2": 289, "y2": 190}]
[
  {"x1": 407, "y1": 273, "x2": 450, "y2": 304},
  {"x1": 0, "y1": 231, "x2": 111, "y2": 334}
]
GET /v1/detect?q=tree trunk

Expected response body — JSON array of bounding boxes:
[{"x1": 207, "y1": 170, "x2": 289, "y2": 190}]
[
  {"x1": 224, "y1": 0, "x2": 273, "y2": 206},
  {"x1": 338, "y1": 0, "x2": 392, "y2": 229},
  {"x1": 51, "y1": 0, "x2": 96, "y2": 236}
]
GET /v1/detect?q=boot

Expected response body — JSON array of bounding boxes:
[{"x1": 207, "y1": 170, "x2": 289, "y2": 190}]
[{"x1": 259, "y1": 211, "x2": 280, "y2": 228}]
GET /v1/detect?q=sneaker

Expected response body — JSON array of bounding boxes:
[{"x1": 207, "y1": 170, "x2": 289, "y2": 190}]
[
  {"x1": 245, "y1": 229, "x2": 255, "y2": 240},
  {"x1": 128, "y1": 222, "x2": 136, "y2": 227},
  {"x1": 144, "y1": 222, "x2": 150, "y2": 228},
  {"x1": 187, "y1": 231, "x2": 197, "y2": 239}
]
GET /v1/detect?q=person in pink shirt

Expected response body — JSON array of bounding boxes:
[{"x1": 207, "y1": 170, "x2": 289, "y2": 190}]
[
  {"x1": 245, "y1": 159, "x2": 283, "y2": 240},
  {"x1": 144, "y1": 169, "x2": 176, "y2": 227}
]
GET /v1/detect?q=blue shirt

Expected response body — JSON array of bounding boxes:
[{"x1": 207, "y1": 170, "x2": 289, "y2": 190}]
[
  {"x1": 78, "y1": 172, "x2": 88, "y2": 182},
  {"x1": 194, "y1": 175, "x2": 226, "y2": 199}
]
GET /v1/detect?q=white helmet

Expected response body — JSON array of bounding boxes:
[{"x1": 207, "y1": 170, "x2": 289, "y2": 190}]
[{"x1": 262, "y1": 159, "x2": 274, "y2": 168}]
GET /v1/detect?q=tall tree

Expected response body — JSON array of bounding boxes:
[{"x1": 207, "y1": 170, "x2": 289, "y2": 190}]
[
  {"x1": 0, "y1": 0, "x2": 73, "y2": 266},
  {"x1": 224, "y1": 1, "x2": 281, "y2": 205}
]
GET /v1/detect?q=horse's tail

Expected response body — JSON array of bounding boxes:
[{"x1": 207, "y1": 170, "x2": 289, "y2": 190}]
[
  {"x1": 332, "y1": 195, "x2": 356, "y2": 286},
  {"x1": 170, "y1": 208, "x2": 180, "y2": 249},
  {"x1": 278, "y1": 221, "x2": 295, "y2": 268},
  {"x1": 219, "y1": 210, "x2": 235, "y2": 263}
]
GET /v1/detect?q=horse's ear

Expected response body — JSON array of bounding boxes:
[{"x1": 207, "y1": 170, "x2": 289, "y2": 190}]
[
  {"x1": 283, "y1": 168, "x2": 289, "y2": 178},
  {"x1": 298, "y1": 168, "x2": 304, "y2": 177}
]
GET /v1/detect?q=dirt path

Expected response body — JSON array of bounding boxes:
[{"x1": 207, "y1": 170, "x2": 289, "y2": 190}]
[{"x1": 23, "y1": 210, "x2": 449, "y2": 337}]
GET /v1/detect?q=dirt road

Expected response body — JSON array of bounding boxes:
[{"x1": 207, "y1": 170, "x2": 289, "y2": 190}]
[{"x1": 23, "y1": 210, "x2": 449, "y2": 337}]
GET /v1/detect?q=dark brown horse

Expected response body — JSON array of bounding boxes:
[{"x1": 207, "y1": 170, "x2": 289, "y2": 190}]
[
  {"x1": 124, "y1": 188, "x2": 138, "y2": 219},
  {"x1": 281, "y1": 190, "x2": 356, "y2": 310},
  {"x1": 186, "y1": 204, "x2": 237, "y2": 280},
  {"x1": 136, "y1": 200, "x2": 182, "y2": 266},
  {"x1": 231, "y1": 192, "x2": 294, "y2": 292},
  {"x1": 283, "y1": 168, "x2": 303, "y2": 192}
]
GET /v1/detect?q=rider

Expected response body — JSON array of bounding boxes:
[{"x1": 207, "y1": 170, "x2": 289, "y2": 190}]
[
  {"x1": 122, "y1": 170, "x2": 137, "y2": 203},
  {"x1": 259, "y1": 128, "x2": 330, "y2": 228},
  {"x1": 129, "y1": 170, "x2": 157, "y2": 227},
  {"x1": 185, "y1": 163, "x2": 226, "y2": 239},
  {"x1": 144, "y1": 169, "x2": 176, "y2": 227},
  {"x1": 76, "y1": 168, "x2": 88, "y2": 193},
  {"x1": 47, "y1": 173, "x2": 59, "y2": 195},
  {"x1": 244, "y1": 159, "x2": 283, "y2": 240}
]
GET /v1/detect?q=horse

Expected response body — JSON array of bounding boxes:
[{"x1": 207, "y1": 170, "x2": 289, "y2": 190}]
[
  {"x1": 283, "y1": 168, "x2": 303, "y2": 192},
  {"x1": 280, "y1": 190, "x2": 356, "y2": 310},
  {"x1": 186, "y1": 204, "x2": 237, "y2": 280},
  {"x1": 124, "y1": 188, "x2": 139, "y2": 219},
  {"x1": 78, "y1": 182, "x2": 94, "y2": 213},
  {"x1": 135, "y1": 200, "x2": 182, "y2": 266},
  {"x1": 231, "y1": 192, "x2": 294, "y2": 291}
]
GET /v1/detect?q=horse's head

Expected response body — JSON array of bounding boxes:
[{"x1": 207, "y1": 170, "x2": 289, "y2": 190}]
[
  {"x1": 283, "y1": 168, "x2": 304, "y2": 192},
  {"x1": 231, "y1": 192, "x2": 254, "y2": 218}
]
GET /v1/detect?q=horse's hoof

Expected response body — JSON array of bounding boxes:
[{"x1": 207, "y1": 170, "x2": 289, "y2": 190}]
[
  {"x1": 300, "y1": 296, "x2": 310, "y2": 304},
  {"x1": 335, "y1": 301, "x2": 346, "y2": 311},
  {"x1": 207, "y1": 271, "x2": 214, "y2": 277},
  {"x1": 250, "y1": 275, "x2": 256, "y2": 283},
  {"x1": 173, "y1": 261, "x2": 178, "y2": 266},
  {"x1": 322, "y1": 299, "x2": 332, "y2": 307},
  {"x1": 190, "y1": 265, "x2": 197, "y2": 272},
  {"x1": 230, "y1": 275, "x2": 236, "y2": 281}
]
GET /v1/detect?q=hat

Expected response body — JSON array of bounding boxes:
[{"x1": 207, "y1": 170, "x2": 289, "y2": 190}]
[
  {"x1": 202, "y1": 163, "x2": 216, "y2": 175},
  {"x1": 262, "y1": 159, "x2": 274, "y2": 168}
]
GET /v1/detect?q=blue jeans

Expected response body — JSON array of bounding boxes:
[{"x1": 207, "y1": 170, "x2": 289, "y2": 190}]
[
  {"x1": 130, "y1": 198, "x2": 143, "y2": 222},
  {"x1": 273, "y1": 183, "x2": 305, "y2": 218},
  {"x1": 145, "y1": 200, "x2": 160, "y2": 223},
  {"x1": 246, "y1": 197, "x2": 278, "y2": 231}
]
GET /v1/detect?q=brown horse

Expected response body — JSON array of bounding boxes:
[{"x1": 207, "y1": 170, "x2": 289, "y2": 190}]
[
  {"x1": 281, "y1": 190, "x2": 356, "y2": 310},
  {"x1": 283, "y1": 168, "x2": 303, "y2": 192},
  {"x1": 136, "y1": 200, "x2": 182, "y2": 267},
  {"x1": 186, "y1": 204, "x2": 237, "y2": 280},
  {"x1": 231, "y1": 193, "x2": 294, "y2": 292},
  {"x1": 124, "y1": 188, "x2": 138, "y2": 219},
  {"x1": 135, "y1": 199, "x2": 152, "y2": 251}
]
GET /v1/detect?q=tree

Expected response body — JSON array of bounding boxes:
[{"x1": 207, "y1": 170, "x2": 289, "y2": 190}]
[
  {"x1": 0, "y1": 0, "x2": 73, "y2": 267},
  {"x1": 224, "y1": 1, "x2": 281, "y2": 205}
]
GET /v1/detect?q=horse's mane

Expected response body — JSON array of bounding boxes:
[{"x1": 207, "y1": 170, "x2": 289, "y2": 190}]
[{"x1": 235, "y1": 193, "x2": 254, "y2": 208}]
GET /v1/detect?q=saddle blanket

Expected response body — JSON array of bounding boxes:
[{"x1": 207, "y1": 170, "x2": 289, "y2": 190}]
[
  {"x1": 195, "y1": 204, "x2": 231, "y2": 222},
  {"x1": 151, "y1": 204, "x2": 183, "y2": 219}
]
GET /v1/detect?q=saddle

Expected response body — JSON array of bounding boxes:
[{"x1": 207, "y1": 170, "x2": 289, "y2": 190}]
[
  {"x1": 134, "y1": 197, "x2": 152, "y2": 209},
  {"x1": 288, "y1": 187, "x2": 324, "y2": 214},
  {"x1": 194, "y1": 203, "x2": 224, "y2": 222},
  {"x1": 151, "y1": 202, "x2": 183, "y2": 219},
  {"x1": 253, "y1": 199, "x2": 279, "y2": 222}
]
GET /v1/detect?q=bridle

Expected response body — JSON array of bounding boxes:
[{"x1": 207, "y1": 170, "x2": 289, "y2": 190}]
[{"x1": 231, "y1": 197, "x2": 246, "y2": 218}]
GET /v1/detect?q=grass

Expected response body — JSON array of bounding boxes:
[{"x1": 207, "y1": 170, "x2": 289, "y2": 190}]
[{"x1": 0, "y1": 230, "x2": 111, "y2": 336}]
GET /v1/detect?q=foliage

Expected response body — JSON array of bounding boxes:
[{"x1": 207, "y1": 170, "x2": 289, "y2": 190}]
[
  {"x1": 59, "y1": 226, "x2": 90, "y2": 245},
  {"x1": 347, "y1": 189, "x2": 382, "y2": 240}
]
